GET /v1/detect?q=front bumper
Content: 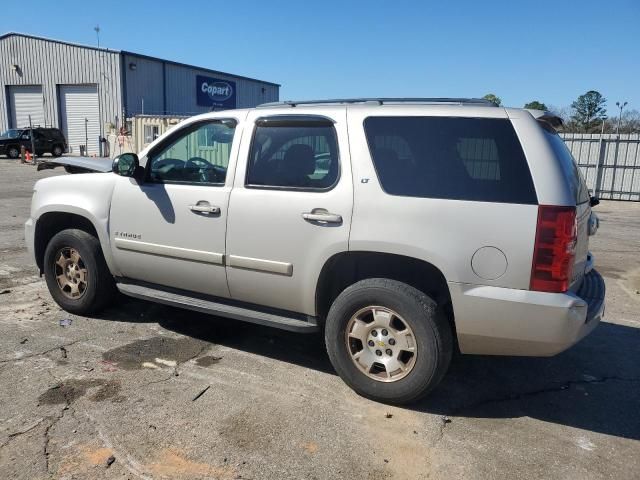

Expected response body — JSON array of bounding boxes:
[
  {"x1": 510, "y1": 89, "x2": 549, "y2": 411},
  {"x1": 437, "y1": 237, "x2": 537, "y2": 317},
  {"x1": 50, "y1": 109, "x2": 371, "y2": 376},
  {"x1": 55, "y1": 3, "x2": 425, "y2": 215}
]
[{"x1": 450, "y1": 269, "x2": 605, "y2": 356}]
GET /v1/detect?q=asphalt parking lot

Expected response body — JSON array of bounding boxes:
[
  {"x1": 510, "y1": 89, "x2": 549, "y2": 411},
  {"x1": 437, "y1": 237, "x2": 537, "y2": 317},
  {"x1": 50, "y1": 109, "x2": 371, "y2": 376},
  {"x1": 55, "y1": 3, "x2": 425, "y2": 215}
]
[{"x1": 0, "y1": 158, "x2": 639, "y2": 480}]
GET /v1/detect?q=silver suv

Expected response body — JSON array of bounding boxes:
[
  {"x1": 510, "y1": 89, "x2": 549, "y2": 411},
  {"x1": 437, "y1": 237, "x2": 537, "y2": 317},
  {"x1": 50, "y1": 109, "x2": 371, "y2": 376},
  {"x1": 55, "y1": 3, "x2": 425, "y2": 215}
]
[{"x1": 25, "y1": 98, "x2": 605, "y2": 404}]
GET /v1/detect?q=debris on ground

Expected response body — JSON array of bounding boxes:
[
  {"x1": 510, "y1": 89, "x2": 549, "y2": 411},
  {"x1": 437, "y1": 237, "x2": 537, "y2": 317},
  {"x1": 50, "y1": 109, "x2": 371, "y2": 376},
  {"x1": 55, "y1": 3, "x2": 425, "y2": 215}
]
[
  {"x1": 385, "y1": 412, "x2": 393, "y2": 418},
  {"x1": 442, "y1": 416, "x2": 452, "y2": 424},
  {"x1": 99, "y1": 360, "x2": 118, "y2": 372},
  {"x1": 19, "y1": 338, "x2": 28, "y2": 344},
  {"x1": 0, "y1": 289, "x2": 10, "y2": 294},
  {"x1": 106, "y1": 455, "x2": 116, "y2": 468},
  {"x1": 192, "y1": 385, "x2": 211, "y2": 402},
  {"x1": 60, "y1": 346, "x2": 67, "y2": 359},
  {"x1": 58, "y1": 318, "x2": 72, "y2": 327},
  {"x1": 155, "y1": 358, "x2": 177, "y2": 367}
]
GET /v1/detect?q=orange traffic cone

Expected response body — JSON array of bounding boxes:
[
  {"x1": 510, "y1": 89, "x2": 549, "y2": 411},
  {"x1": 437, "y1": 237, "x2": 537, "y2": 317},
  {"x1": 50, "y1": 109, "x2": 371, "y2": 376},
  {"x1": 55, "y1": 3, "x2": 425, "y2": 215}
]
[{"x1": 25, "y1": 150, "x2": 32, "y2": 163}]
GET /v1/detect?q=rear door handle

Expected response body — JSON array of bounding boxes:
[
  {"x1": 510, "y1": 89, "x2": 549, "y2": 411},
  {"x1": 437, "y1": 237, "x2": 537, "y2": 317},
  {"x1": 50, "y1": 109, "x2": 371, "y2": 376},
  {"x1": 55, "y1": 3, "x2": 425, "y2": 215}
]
[
  {"x1": 189, "y1": 202, "x2": 220, "y2": 214},
  {"x1": 302, "y1": 209, "x2": 342, "y2": 224}
]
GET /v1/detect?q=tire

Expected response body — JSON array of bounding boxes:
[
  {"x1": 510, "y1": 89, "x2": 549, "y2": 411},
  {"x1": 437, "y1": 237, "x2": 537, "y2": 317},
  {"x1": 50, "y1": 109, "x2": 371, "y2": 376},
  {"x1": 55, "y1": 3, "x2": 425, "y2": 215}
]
[
  {"x1": 7, "y1": 146, "x2": 20, "y2": 159},
  {"x1": 52, "y1": 145, "x2": 64, "y2": 157},
  {"x1": 325, "y1": 278, "x2": 452, "y2": 405},
  {"x1": 44, "y1": 229, "x2": 116, "y2": 314}
]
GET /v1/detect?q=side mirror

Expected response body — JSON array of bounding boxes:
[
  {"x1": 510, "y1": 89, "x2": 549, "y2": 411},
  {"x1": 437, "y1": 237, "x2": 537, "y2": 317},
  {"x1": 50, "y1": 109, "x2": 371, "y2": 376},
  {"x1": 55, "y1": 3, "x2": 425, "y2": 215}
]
[
  {"x1": 112, "y1": 153, "x2": 141, "y2": 180},
  {"x1": 590, "y1": 196, "x2": 600, "y2": 207}
]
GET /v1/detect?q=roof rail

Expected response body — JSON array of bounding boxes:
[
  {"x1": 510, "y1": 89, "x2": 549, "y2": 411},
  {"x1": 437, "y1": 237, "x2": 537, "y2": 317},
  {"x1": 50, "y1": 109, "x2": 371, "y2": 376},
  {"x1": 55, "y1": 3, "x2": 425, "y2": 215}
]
[{"x1": 257, "y1": 98, "x2": 495, "y2": 108}]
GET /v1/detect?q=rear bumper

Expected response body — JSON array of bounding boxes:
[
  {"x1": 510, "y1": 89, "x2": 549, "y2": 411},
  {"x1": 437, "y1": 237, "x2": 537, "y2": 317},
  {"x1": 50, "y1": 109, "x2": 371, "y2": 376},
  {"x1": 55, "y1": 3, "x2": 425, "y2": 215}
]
[{"x1": 450, "y1": 270, "x2": 605, "y2": 356}]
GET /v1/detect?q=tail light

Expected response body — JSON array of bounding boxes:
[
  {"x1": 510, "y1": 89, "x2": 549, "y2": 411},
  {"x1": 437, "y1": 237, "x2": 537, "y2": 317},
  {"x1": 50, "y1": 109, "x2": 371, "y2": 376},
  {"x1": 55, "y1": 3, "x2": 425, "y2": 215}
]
[{"x1": 530, "y1": 205, "x2": 577, "y2": 293}]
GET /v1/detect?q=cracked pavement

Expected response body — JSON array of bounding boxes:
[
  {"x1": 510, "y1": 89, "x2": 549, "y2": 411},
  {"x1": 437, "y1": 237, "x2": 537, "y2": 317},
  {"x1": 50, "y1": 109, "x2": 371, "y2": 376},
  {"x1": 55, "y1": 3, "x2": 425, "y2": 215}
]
[{"x1": 0, "y1": 159, "x2": 639, "y2": 479}]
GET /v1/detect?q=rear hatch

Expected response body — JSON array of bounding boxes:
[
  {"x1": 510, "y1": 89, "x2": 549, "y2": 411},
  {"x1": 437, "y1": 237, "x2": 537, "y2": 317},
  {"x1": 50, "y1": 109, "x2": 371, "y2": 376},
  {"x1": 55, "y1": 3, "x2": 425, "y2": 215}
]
[{"x1": 540, "y1": 124, "x2": 592, "y2": 291}]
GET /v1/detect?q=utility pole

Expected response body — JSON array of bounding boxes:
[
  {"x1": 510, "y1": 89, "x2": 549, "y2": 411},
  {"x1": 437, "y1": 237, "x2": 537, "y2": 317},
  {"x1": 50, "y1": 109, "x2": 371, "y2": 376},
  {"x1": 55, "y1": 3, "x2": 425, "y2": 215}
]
[
  {"x1": 94, "y1": 25, "x2": 100, "y2": 49},
  {"x1": 615, "y1": 101, "x2": 628, "y2": 136},
  {"x1": 29, "y1": 115, "x2": 36, "y2": 161}
]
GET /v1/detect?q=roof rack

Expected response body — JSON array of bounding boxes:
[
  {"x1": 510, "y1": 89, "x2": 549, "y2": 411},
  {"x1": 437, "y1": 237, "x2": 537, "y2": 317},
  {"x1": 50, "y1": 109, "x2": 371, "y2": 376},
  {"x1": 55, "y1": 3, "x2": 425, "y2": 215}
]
[{"x1": 257, "y1": 98, "x2": 495, "y2": 108}]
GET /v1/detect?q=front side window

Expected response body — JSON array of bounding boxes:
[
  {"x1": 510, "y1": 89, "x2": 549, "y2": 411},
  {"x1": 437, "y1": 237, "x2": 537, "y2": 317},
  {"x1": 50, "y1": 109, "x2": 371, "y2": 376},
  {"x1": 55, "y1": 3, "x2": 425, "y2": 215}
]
[
  {"x1": 148, "y1": 119, "x2": 236, "y2": 185},
  {"x1": 247, "y1": 119, "x2": 339, "y2": 190},
  {"x1": 364, "y1": 116, "x2": 537, "y2": 204}
]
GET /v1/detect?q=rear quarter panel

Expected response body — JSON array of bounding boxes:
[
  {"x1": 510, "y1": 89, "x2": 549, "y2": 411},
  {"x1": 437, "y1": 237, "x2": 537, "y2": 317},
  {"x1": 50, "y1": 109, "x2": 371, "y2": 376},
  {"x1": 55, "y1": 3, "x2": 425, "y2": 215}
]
[{"x1": 346, "y1": 105, "x2": 539, "y2": 290}]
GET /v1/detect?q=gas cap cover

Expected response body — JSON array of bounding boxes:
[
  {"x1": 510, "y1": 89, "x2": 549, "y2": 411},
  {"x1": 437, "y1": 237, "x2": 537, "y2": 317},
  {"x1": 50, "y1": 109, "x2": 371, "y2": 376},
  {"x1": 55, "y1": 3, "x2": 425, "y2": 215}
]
[{"x1": 471, "y1": 246, "x2": 508, "y2": 280}]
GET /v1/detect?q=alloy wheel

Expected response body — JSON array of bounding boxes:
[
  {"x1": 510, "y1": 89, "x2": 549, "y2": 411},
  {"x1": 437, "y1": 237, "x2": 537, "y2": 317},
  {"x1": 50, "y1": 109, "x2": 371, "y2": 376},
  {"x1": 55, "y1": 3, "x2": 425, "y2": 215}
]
[
  {"x1": 345, "y1": 306, "x2": 418, "y2": 382},
  {"x1": 53, "y1": 247, "x2": 88, "y2": 299}
]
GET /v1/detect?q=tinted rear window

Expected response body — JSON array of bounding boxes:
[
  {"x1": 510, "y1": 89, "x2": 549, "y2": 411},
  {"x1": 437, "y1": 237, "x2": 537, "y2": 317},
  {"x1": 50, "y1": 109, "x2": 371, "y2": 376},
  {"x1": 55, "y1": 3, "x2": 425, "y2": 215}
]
[
  {"x1": 541, "y1": 126, "x2": 590, "y2": 205},
  {"x1": 364, "y1": 117, "x2": 537, "y2": 204}
]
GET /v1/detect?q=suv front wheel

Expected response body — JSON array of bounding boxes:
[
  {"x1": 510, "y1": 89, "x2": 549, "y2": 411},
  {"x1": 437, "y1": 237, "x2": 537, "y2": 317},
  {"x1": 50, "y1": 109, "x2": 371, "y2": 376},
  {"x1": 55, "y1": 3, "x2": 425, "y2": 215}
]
[
  {"x1": 43, "y1": 229, "x2": 116, "y2": 314},
  {"x1": 7, "y1": 146, "x2": 20, "y2": 159},
  {"x1": 325, "y1": 278, "x2": 452, "y2": 405}
]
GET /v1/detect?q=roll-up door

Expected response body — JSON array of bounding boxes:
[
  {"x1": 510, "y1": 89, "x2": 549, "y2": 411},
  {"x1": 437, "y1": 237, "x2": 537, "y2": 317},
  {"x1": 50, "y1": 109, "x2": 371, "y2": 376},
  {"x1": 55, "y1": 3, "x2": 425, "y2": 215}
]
[
  {"x1": 59, "y1": 85, "x2": 100, "y2": 155},
  {"x1": 8, "y1": 85, "x2": 45, "y2": 128}
]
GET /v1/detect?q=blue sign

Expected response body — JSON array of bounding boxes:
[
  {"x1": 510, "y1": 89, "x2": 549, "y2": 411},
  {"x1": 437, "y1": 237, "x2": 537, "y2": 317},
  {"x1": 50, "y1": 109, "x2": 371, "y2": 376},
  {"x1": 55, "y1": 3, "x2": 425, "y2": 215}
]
[{"x1": 196, "y1": 75, "x2": 236, "y2": 109}]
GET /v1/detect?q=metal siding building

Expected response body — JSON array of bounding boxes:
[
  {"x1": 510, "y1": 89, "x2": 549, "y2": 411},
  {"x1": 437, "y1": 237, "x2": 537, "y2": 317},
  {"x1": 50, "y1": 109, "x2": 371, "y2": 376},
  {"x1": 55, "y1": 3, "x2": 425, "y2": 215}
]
[
  {"x1": 0, "y1": 33, "x2": 279, "y2": 153},
  {"x1": 124, "y1": 53, "x2": 280, "y2": 116},
  {"x1": 0, "y1": 33, "x2": 122, "y2": 154}
]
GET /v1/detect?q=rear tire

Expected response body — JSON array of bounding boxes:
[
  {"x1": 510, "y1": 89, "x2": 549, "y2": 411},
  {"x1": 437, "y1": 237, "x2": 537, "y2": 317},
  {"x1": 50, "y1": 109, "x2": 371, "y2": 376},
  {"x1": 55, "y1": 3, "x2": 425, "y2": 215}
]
[
  {"x1": 44, "y1": 229, "x2": 116, "y2": 314},
  {"x1": 52, "y1": 145, "x2": 64, "y2": 157},
  {"x1": 325, "y1": 278, "x2": 452, "y2": 404}
]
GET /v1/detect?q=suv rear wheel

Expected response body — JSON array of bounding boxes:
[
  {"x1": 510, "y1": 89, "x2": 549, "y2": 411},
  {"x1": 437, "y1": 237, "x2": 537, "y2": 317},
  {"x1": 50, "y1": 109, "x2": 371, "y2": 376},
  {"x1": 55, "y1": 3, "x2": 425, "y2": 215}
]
[
  {"x1": 52, "y1": 145, "x2": 64, "y2": 157},
  {"x1": 44, "y1": 229, "x2": 116, "y2": 314},
  {"x1": 325, "y1": 278, "x2": 452, "y2": 404}
]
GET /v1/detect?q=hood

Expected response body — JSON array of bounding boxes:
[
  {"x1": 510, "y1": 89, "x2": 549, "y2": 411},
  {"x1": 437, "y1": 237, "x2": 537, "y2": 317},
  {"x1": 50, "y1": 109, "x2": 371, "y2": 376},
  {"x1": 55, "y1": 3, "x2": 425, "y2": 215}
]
[{"x1": 37, "y1": 156, "x2": 113, "y2": 174}]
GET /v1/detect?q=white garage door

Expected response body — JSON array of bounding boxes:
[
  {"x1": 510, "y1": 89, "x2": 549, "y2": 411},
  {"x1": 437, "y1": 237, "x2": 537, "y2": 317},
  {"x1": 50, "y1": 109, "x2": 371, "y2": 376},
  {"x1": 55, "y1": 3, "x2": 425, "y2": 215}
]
[
  {"x1": 59, "y1": 85, "x2": 100, "y2": 155},
  {"x1": 8, "y1": 85, "x2": 45, "y2": 129}
]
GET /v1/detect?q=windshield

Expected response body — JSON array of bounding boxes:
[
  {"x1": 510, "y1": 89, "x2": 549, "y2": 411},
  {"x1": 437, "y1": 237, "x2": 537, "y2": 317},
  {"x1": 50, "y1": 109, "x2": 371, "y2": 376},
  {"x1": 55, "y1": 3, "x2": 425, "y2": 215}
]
[{"x1": 0, "y1": 129, "x2": 22, "y2": 139}]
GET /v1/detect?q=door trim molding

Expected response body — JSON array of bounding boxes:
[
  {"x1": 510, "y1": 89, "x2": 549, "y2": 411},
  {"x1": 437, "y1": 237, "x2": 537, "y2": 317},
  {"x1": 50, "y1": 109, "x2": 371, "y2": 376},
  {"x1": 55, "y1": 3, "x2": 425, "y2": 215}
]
[
  {"x1": 114, "y1": 238, "x2": 224, "y2": 265},
  {"x1": 228, "y1": 255, "x2": 293, "y2": 276}
]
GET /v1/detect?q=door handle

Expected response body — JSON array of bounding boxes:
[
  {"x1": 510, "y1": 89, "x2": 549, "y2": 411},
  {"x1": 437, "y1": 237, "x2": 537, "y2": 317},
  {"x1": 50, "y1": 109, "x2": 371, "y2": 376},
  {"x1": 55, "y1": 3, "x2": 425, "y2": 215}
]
[
  {"x1": 189, "y1": 202, "x2": 220, "y2": 214},
  {"x1": 302, "y1": 209, "x2": 342, "y2": 224}
]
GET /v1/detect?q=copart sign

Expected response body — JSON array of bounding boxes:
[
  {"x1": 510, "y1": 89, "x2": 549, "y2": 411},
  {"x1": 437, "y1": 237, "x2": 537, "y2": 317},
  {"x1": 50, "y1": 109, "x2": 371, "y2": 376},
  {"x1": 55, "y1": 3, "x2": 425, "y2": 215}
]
[{"x1": 196, "y1": 75, "x2": 236, "y2": 109}]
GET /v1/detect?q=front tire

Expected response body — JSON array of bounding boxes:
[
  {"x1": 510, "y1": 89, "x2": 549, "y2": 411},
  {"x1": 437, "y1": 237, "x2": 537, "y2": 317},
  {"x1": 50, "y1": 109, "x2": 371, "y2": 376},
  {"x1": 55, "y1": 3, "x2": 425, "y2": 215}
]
[
  {"x1": 7, "y1": 146, "x2": 20, "y2": 159},
  {"x1": 325, "y1": 278, "x2": 452, "y2": 404},
  {"x1": 44, "y1": 229, "x2": 116, "y2": 314}
]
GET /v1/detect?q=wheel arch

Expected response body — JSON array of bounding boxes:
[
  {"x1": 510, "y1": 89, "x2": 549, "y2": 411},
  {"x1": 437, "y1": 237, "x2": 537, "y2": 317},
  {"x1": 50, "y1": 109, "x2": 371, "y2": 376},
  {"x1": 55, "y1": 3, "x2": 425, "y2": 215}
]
[
  {"x1": 34, "y1": 210, "x2": 113, "y2": 274},
  {"x1": 315, "y1": 251, "x2": 455, "y2": 341}
]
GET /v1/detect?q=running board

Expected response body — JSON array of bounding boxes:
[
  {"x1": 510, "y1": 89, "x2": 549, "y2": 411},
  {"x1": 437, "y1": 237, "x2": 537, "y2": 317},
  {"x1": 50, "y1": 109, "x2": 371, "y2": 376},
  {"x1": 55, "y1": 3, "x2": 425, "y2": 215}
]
[{"x1": 116, "y1": 282, "x2": 319, "y2": 333}]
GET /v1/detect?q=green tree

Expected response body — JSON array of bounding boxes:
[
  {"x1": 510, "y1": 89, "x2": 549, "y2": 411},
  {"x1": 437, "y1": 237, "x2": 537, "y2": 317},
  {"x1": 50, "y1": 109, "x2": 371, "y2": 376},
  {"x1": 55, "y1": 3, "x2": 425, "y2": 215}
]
[
  {"x1": 483, "y1": 93, "x2": 502, "y2": 106},
  {"x1": 571, "y1": 90, "x2": 607, "y2": 132},
  {"x1": 524, "y1": 101, "x2": 548, "y2": 111}
]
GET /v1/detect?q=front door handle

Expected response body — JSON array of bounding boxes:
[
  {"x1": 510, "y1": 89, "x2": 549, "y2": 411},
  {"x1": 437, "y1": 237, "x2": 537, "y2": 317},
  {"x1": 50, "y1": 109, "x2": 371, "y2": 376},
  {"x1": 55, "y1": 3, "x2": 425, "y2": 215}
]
[
  {"x1": 189, "y1": 202, "x2": 220, "y2": 214},
  {"x1": 302, "y1": 209, "x2": 342, "y2": 224}
]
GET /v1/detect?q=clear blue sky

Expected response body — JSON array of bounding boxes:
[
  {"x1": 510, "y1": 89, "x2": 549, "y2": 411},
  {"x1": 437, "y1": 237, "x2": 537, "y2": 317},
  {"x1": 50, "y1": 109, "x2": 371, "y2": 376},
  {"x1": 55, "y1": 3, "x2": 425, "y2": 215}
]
[{"x1": 2, "y1": 0, "x2": 638, "y2": 112}]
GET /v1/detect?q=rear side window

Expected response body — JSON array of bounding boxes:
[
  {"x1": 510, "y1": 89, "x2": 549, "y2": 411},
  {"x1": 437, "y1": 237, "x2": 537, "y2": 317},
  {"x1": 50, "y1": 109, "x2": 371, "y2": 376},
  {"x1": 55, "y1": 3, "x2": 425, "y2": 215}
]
[
  {"x1": 247, "y1": 118, "x2": 339, "y2": 190},
  {"x1": 541, "y1": 126, "x2": 590, "y2": 205},
  {"x1": 364, "y1": 117, "x2": 537, "y2": 204}
]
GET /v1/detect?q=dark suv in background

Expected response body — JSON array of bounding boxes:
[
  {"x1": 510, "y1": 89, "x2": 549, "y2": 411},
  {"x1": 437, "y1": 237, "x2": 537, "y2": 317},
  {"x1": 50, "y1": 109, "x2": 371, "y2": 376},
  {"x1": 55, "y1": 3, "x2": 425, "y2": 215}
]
[{"x1": 0, "y1": 127, "x2": 67, "y2": 159}]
